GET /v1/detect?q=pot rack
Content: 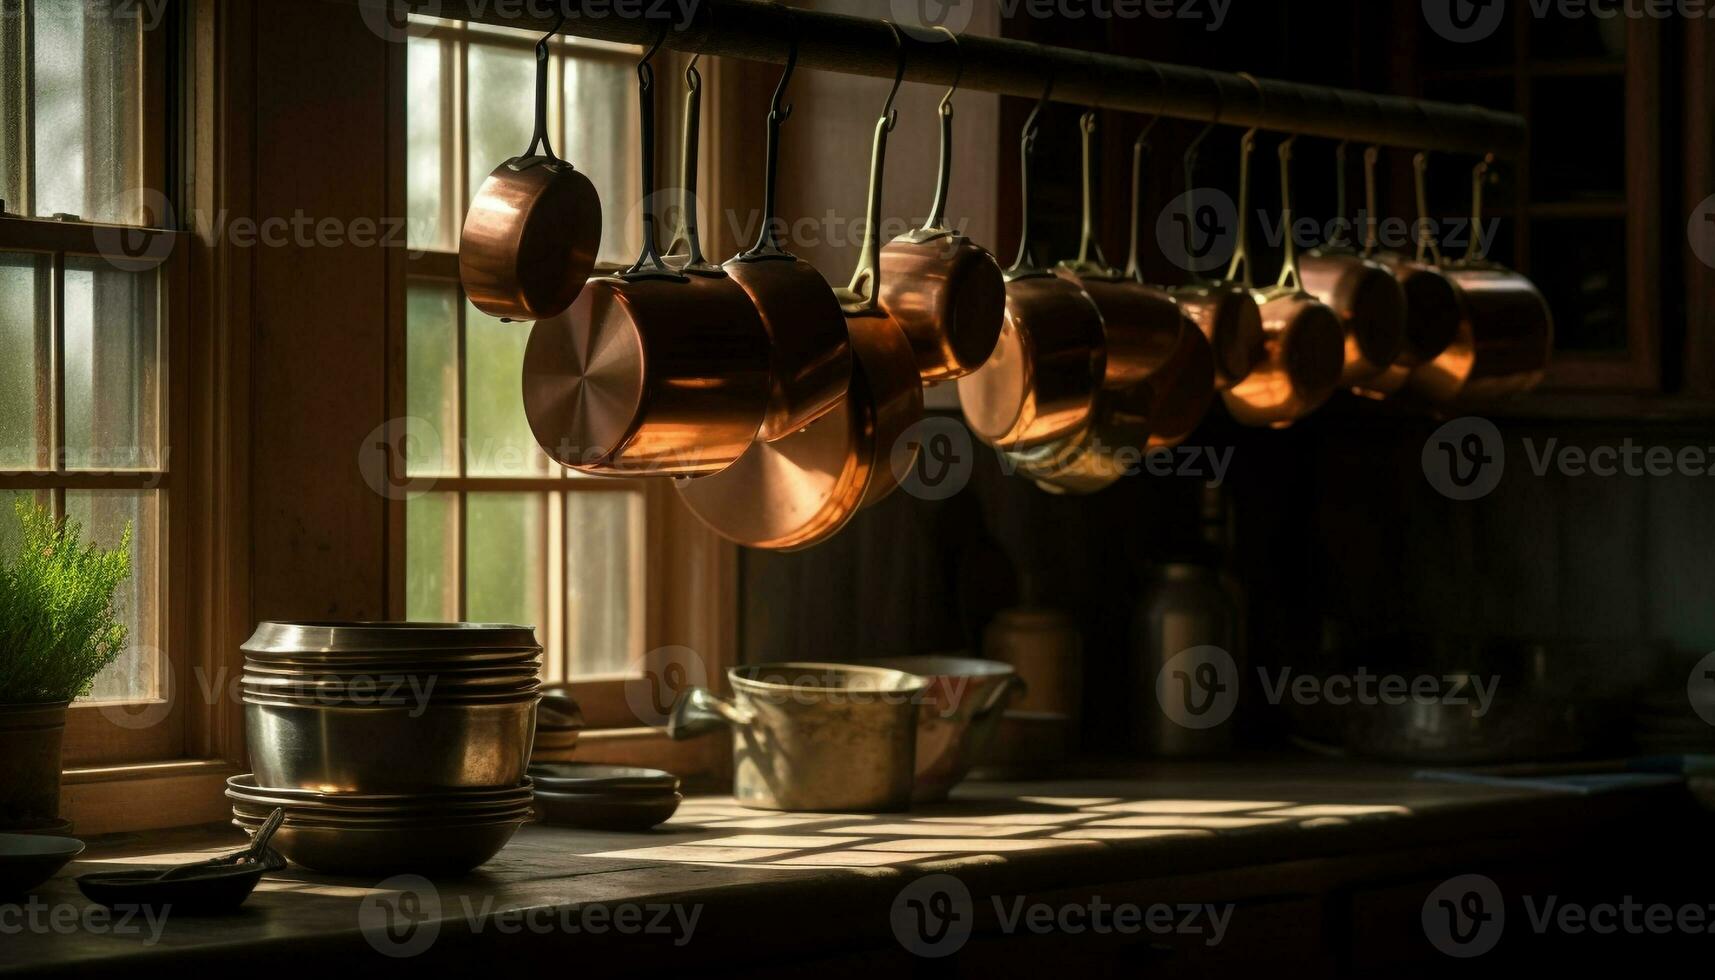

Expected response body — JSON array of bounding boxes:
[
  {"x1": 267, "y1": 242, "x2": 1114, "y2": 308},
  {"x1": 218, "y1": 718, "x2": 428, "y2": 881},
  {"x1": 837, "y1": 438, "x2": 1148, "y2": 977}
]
[{"x1": 425, "y1": 0, "x2": 1524, "y2": 156}]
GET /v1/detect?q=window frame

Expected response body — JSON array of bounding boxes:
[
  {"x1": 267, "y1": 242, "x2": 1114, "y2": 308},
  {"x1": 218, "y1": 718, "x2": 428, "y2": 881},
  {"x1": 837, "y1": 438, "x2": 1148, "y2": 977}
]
[
  {"x1": 0, "y1": 2, "x2": 195, "y2": 769},
  {"x1": 387, "y1": 17, "x2": 734, "y2": 776}
]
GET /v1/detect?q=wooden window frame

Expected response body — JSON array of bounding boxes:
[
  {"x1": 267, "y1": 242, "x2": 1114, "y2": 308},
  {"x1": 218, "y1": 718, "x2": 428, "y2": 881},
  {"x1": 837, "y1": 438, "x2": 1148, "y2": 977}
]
[
  {"x1": 387, "y1": 18, "x2": 733, "y2": 777},
  {"x1": 0, "y1": 0, "x2": 251, "y2": 833}
]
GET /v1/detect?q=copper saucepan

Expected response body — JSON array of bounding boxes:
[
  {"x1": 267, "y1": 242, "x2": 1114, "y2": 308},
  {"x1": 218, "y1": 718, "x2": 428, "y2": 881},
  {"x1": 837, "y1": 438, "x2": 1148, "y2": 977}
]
[
  {"x1": 1169, "y1": 118, "x2": 1266, "y2": 391},
  {"x1": 878, "y1": 31, "x2": 1006, "y2": 383},
  {"x1": 1004, "y1": 386, "x2": 1151, "y2": 496},
  {"x1": 1222, "y1": 135, "x2": 1346, "y2": 428},
  {"x1": 1296, "y1": 144, "x2": 1406, "y2": 389},
  {"x1": 1122, "y1": 124, "x2": 1213, "y2": 449},
  {"x1": 1409, "y1": 156, "x2": 1552, "y2": 402},
  {"x1": 959, "y1": 84, "x2": 1106, "y2": 451},
  {"x1": 460, "y1": 18, "x2": 601, "y2": 323},
  {"x1": 522, "y1": 35, "x2": 768, "y2": 477},
  {"x1": 1360, "y1": 148, "x2": 1463, "y2": 397},
  {"x1": 1055, "y1": 111, "x2": 1184, "y2": 390},
  {"x1": 677, "y1": 24, "x2": 920, "y2": 546},
  {"x1": 723, "y1": 27, "x2": 853, "y2": 441}
]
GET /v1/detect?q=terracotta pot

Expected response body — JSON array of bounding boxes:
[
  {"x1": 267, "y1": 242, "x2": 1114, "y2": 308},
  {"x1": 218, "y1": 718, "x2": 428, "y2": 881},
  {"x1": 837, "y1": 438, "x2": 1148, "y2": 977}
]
[{"x1": 0, "y1": 702, "x2": 69, "y2": 828}]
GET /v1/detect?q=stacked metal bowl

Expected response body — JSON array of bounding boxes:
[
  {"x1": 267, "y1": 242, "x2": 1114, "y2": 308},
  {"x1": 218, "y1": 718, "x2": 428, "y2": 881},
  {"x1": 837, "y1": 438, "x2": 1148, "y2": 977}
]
[{"x1": 234, "y1": 622, "x2": 541, "y2": 875}]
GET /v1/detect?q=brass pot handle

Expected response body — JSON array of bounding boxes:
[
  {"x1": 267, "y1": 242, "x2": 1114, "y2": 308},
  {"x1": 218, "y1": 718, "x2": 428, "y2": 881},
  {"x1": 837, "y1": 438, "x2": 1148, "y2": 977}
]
[
  {"x1": 1272, "y1": 135, "x2": 1303, "y2": 296},
  {"x1": 1413, "y1": 151, "x2": 1445, "y2": 268},
  {"x1": 841, "y1": 20, "x2": 906, "y2": 313},
  {"x1": 918, "y1": 26, "x2": 961, "y2": 236},
  {"x1": 1223, "y1": 126, "x2": 1258, "y2": 289},
  {"x1": 666, "y1": 687, "x2": 756, "y2": 740},
  {"x1": 1006, "y1": 77, "x2": 1055, "y2": 279}
]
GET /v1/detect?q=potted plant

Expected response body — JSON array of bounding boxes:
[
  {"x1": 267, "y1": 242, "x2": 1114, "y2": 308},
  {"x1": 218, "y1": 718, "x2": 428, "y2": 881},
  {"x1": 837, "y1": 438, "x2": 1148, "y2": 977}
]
[{"x1": 0, "y1": 500, "x2": 131, "y2": 830}]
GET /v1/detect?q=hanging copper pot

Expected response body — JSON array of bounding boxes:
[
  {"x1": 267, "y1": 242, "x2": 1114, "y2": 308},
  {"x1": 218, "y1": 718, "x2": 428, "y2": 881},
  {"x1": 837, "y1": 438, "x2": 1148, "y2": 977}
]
[
  {"x1": 1222, "y1": 135, "x2": 1345, "y2": 428},
  {"x1": 722, "y1": 26, "x2": 853, "y2": 441},
  {"x1": 959, "y1": 84, "x2": 1106, "y2": 452},
  {"x1": 460, "y1": 19, "x2": 601, "y2": 323},
  {"x1": 1295, "y1": 144, "x2": 1406, "y2": 388},
  {"x1": 1054, "y1": 111, "x2": 1183, "y2": 390},
  {"x1": 1004, "y1": 386, "x2": 1151, "y2": 496},
  {"x1": 878, "y1": 31, "x2": 1006, "y2": 383},
  {"x1": 677, "y1": 24, "x2": 920, "y2": 547},
  {"x1": 1166, "y1": 107, "x2": 1264, "y2": 390},
  {"x1": 1359, "y1": 148, "x2": 1463, "y2": 397},
  {"x1": 1409, "y1": 156, "x2": 1551, "y2": 402},
  {"x1": 522, "y1": 34, "x2": 768, "y2": 477}
]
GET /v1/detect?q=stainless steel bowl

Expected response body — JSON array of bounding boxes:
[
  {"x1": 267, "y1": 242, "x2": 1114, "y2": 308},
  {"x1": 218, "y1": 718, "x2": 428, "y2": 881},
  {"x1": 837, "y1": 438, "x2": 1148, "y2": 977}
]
[
  {"x1": 245, "y1": 696, "x2": 537, "y2": 793},
  {"x1": 869, "y1": 656, "x2": 1021, "y2": 803},
  {"x1": 231, "y1": 812, "x2": 523, "y2": 876}
]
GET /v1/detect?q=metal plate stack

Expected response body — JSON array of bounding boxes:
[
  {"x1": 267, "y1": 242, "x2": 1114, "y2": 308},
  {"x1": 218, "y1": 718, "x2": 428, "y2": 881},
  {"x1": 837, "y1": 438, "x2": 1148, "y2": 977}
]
[
  {"x1": 234, "y1": 622, "x2": 542, "y2": 875},
  {"x1": 528, "y1": 764, "x2": 681, "y2": 831}
]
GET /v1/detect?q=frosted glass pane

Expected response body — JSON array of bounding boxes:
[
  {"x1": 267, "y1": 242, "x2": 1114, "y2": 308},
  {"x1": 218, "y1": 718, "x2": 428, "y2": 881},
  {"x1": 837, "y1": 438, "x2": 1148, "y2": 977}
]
[
  {"x1": 1, "y1": 1, "x2": 22, "y2": 212},
  {"x1": 465, "y1": 299, "x2": 550, "y2": 476},
  {"x1": 66, "y1": 489, "x2": 160, "y2": 703},
  {"x1": 31, "y1": 0, "x2": 144, "y2": 224},
  {"x1": 465, "y1": 42, "x2": 534, "y2": 209},
  {"x1": 406, "y1": 36, "x2": 449, "y2": 251},
  {"x1": 406, "y1": 492, "x2": 459, "y2": 622},
  {"x1": 405, "y1": 282, "x2": 458, "y2": 477},
  {"x1": 0, "y1": 490, "x2": 49, "y2": 558},
  {"x1": 63, "y1": 257, "x2": 159, "y2": 471},
  {"x1": 564, "y1": 54, "x2": 638, "y2": 265},
  {"x1": 465, "y1": 492, "x2": 545, "y2": 639},
  {"x1": 0, "y1": 252, "x2": 47, "y2": 470},
  {"x1": 564, "y1": 490, "x2": 641, "y2": 677}
]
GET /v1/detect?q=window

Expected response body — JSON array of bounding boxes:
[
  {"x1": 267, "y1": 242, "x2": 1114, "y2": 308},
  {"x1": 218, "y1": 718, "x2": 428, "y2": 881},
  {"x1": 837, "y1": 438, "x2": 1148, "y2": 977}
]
[
  {"x1": 0, "y1": 0, "x2": 187, "y2": 766},
  {"x1": 398, "y1": 17, "x2": 730, "y2": 751}
]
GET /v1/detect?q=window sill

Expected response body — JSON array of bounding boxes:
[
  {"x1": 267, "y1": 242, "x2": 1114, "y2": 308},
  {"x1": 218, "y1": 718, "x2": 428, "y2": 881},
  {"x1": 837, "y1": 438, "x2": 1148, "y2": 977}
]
[{"x1": 61, "y1": 760, "x2": 241, "y2": 837}]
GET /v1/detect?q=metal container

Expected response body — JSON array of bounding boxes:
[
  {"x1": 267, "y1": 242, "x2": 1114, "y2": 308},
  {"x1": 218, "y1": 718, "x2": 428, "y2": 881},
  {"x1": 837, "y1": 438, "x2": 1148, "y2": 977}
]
[
  {"x1": 869, "y1": 656, "x2": 1021, "y2": 803},
  {"x1": 1132, "y1": 561, "x2": 1243, "y2": 757},
  {"x1": 242, "y1": 622, "x2": 541, "y2": 659},
  {"x1": 982, "y1": 607, "x2": 1081, "y2": 720},
  {"x1": 459, "y1": 23, "x2": 600, "y2": 322},
  {"x1": 667, "y1": 663, "x2": 927, "y2": 812},
  {"x1": 231, "y1": 811, "x2": 522, "y2": 877},
  {"x1": 244, "y1": 696, "x2": 537, "y2": 794},
  {"x1": 1297, "y1": 249, "x2": 1406, "y2": 387}
]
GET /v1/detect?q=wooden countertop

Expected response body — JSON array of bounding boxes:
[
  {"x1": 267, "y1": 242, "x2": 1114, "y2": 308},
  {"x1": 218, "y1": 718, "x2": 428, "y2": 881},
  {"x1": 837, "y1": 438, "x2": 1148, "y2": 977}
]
[{"x1": 1, "y1": 759, "x2": 1693, "y2": 975}]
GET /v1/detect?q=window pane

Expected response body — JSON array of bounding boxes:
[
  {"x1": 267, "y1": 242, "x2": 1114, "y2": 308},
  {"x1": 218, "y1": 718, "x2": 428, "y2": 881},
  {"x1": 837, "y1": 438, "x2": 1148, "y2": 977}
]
[
  {"x1": 31, "y1": 0, "x2": 144, "y2": 224},
  {"x1": 465, "y1": 492, "x2": 546, "y2": 640},
  {"x1": 565, "y1": 490, "x2": 642, "y2": 677},
  {"x1": 0, "y1": 252, "x2": 48, "y2": 470},
  {"x1": 465, "y1": 41, "x2": 534, "y2": 211},
  {"x1": 405, "y1": 492, "x2": 459, "y2": 622},
  {"x1": 63, "y1": 257, "x2": 159, "y2": 471},
  {"x1": 465, "y1": 300, "x2": 551, "y2": 476},
  {"x1": 564, "y1": 51, "x2": 638, "y2": 264},
  {"x1": 406, "y1": 36, "x2": 449, "y2": 252},
  {"x1": 0, "y1": 489, "x2": 49, "y2": 557},
  {"x1": 65, "y1": 489, "x2": 160, "y2": 703},
  {"x1": 406, "y1": 282, "x2": 459, "y2": 477},
  {"x1": 1, "y1": 1, "x2": 23, "y2": 211}
]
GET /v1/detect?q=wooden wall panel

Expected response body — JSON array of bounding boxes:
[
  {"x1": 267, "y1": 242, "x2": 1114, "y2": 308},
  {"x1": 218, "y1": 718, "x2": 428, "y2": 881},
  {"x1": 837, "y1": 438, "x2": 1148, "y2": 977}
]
[{"x1": 248, "y1": 0, "x2": 394, "y2": 622}]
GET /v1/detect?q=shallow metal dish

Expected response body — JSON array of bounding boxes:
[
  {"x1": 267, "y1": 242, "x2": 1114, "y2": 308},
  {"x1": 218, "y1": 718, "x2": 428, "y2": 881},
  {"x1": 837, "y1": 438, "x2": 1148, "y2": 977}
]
[
  {"x1": 231, "y1": 813, "x2": 521, "y2": 876},
  {"x1": 226, "y1": 775, "x2": 532, "y2": 815},
  {"x1": 245, "y1": 696, "x2": 536, "y2": 793},
  {"x1": 231, "y1": 800, "x2": 533, "y2": 828},
  {"x1": 532, "y1": 790, "x2": 681, "y2": 832}
]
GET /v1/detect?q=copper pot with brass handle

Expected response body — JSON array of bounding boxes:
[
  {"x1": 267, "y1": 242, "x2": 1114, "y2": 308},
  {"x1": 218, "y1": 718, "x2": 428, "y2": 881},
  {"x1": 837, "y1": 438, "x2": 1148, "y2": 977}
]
[
  {"x1": 522, "y1": 33, "x2": 768, "y2": 477},
  {"x1": 1221, "y1": 134, "x2": 1345, "y2": 428},
  {"x1": 1296, "y1": 144, "x2": 1406, "y2": 389},
  {"x1": 1170, "y1": 112, "x2": 1265, "y2": 390},
  {"x1": 1359, "y1": 148, "x2": 1465, "y2": 397},
  {"x1": 878, "y1": 29, "x2": 1006, "y2": 383},
  {"x1": 1054, "y1": 110, "x2": 1184, "y2": 391},
  {"x1": 460, "y1": 17, "x2": 601, "y2": 323},
  {"x1": 959, "y1": 83, "x2": 1106, "y2": 452},
  {"x1": 1409, "y1": 156, "x2": 1551, "y2": 402}
]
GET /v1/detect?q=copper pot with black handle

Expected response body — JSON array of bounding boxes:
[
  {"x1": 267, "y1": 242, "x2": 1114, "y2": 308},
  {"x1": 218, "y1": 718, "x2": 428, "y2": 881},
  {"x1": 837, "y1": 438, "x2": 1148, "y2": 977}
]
[
  {"x1": 959, "y1": 83, "x2": 1106, "y2": 452},
  {"x1": 877, "y1": 30, "x2": 1006, "y2": 384},
  {"x1": 677, "y1": 23, "x2": 921, "y2": 546},
  {"x1": 460, "y1": 17, "x2": 601, "y2": 323},
  {"x1": 522, "y1": 33, "x2": 768, "y2": 477},
  {"x1": 722, "y1": 23, "x2": 853, "y2": 441}
]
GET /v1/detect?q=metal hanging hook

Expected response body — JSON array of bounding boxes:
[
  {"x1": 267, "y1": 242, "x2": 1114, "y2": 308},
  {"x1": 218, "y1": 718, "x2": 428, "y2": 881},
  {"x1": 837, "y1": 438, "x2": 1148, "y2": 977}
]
[
  {"x1": 1224, "y1": 125, "x2": 1258, "y2": 288},
  {"x1": 844, "y1": 20, "x2": 908, "y2": 307},
  {"x1": 524, "y1": 13, "x2": 569, "y2": 161},
  {"x1": 1074, "y1": 108, "x2": 1108, "y2": 270},
  {"x1": 1413, "y1": 151, "x2": 1444, "y2": 267},
  {"x1": 1362, "y1": 145, "x2": 1381, "y2": 257},
  {"x1": 879, "y1": 20, "x2": 906, "y2": 133},
  {"x1": 938, "y1": 25, "x2": 962, "y2": 115},
  {"x1": 1124, "y1": 116, "x2": 1161, "y2": 281},
  {"x1": 742, "y1": 14, "x2": 798, "y2": 258},
  {"x1": 625, "y1": 20, "x2": 682, "y2": 279},
  {"x1": 1010, "y1": 77, "x2": 1055, "y2": 275},
  {"x1": 1275, "y1": 134, "x2": 1303, "y2": 293},
  {"x1": 1466, "y1": 152, "x2": 1495, "y2": 264},
  {"x1": 768, "y1": 10, "x2": 798, "y2": 125}
]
